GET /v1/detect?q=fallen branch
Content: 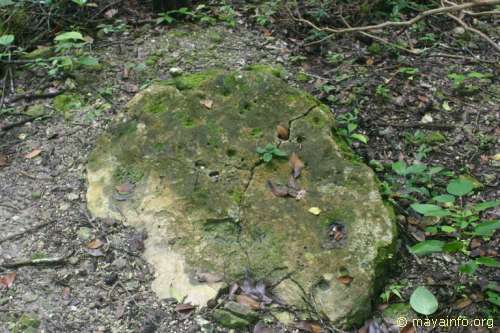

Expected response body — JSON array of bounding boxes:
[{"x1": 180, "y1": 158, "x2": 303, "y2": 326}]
[
  {"x1": 446, "y1": 13, "x2": 500, "y2": 52},
  {"x1": 292, "y1": 0, "x2": 500, "y2": 34},
  {"x1": 0, "y1": 114, "x2": 50, "y2": 133},
  {"x1": 373, "y1": 121, "x2": 457, "y2": 130},
  {"x1": 4, "y1": 90, "x2": 63, "y2": 104},
  {"x1": 0, "y1": 219, "x2": 56, "y2": 244},
  {"x1": 0, "y1": 253, "x2": 71, "y2": 269}
]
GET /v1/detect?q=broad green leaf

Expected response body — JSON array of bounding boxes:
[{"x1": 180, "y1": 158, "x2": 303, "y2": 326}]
[
  {"x1": 428, "y1": 166, "x2": 443, "y2": 175},
  {"x1": 79, "y1": 56, "x2": 98, "y2": 66},
  {"x1": 441, "y1": 226, "x2": 456, "y2": 234},
  {"x1": 443, "y1": 240, "x2": 462, "y2": 252},
  {"x1": 350, "y1": 133, "x2": 368, "y2": 144},
  {"x1": 486, "y1": 290, "x2": 500, "y2": 306},
  {"x1": 347, "y1": 123, "x2": 357, "y2": 133},
  {"x1": 406, "y1": 163, "x2": 426, "y2": 175},
  {"x1": 473, "y1": 200, "x2": 500, "y2": 212},
  {"x1": 410, "y1": 240, "x2": 444, "y2": 256},
  {"x1": 432, "y1": 194, "x2": 455, "y2": 204},
  {"x1": 411, "y1": 203, "x2": 450, "y2": 217},
  {"x1": 410, "y1": 286, "x2": 438, "y2": 315},
  {"x1": 264, "y1": 143, "x2": 275, "y2": 151},
  {"x1": 475, "y1": 257, "x2": 500, "y2": 268},
  {"x1": 256, "y1": 147, "x2": 266, "y2": 154},
  {"x1": 0, "y1": 34, "x2": 14, "y2": 46},
  {"x1": 55, "y1": 31, "x2": 85, "y2": 42},
  {"x1": 0, "y1": 0, "x2": 14, "y2": 7},
  {"x1": 272, "y1": 148, "x2": 288, "y2": 157},
  {"x1": 447, "y1": 179, "x2": 474, "y2": 196},
  {"x1": 262, "y1": 153, "x2": 272, "y2": 162},
  {"x1": 473, "y1": 220, "x2": 500, "y2": 237},
  {"x1": 392, "y1": 160, "x2": 407, "y2": 176},
  {"x1": 459, "y1": 261, "x2": 478, "y2": 275}
]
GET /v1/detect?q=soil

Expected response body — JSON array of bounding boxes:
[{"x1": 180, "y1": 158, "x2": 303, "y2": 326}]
[{"x1": 0, "y1": 10, "x2": 498, "y2": 333}]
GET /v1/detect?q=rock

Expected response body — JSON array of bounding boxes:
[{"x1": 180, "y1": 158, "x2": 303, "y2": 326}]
[
  {"x1": 169, "y1": 67, "x2": 183, "y2": 77},
  {"x1": 86, "y1": 67, "x2": 396, "y2": 327},
  {"x1": 213, "y1": 309, "x2": 250, "y2": 329}
]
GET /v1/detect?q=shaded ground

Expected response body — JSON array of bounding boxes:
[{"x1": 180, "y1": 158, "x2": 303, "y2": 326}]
[{"x1": 0, "y1": 12, "x2": 498, "y2": 333}]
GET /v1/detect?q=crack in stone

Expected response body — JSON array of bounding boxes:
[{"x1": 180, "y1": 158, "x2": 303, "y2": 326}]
[{"x1": 229, "y1": 100, "x2": 322, "y2": 280}]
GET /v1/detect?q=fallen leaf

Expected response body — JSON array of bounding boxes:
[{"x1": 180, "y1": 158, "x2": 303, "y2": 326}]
[
  {"x1": 195, "y1": 272, "x2": 223, "y2": 283},
  {"x1": 0, "y1": 271, "x2": 16, "y2": 289},
  {"x1": 276, "y1": 125, "x2": 289, "y2": 140},
  {"x1": 366, "y1": 57, "x2": 374, "y2": 66},
  {"x1": 62, "y1": 287, "x2": 71, "y2": 300},
  {"x1": 24, "y1": 149, "x2": 42, "y2": 159},
  {"x1": 123, "y1": 82, "x2": 138, "y2": 93},
  {"x1": 267, "y1": 180, "x2": 288, "y2": 197},
  {"x1": 116, "y1": 302, "x2": 126, "y2": 319},
  {"x1": 200, "y1": 99, "x2": 213, "y2": 109},
  {"x1": 253, "y1": 322, "x2": 277, "y2": 333},
  {"x1": 84, "y1": 248, "x2": 104, "y2": 257},
  {"x1": 337, "y1": 275, "x2": 353, "y2": 286},
  {"x1": 115, "y1": 182, "x2": 134, "y2": 194},
  {"x1": 294, "y1": 320, "x2": 322, "y2": 333},
  {"x1": 229, "y1": 282, "x2": 239, "y2": 299},
  {"x1": 237, "y1": 294, "x2": 261, "y2": 310},
  {"x1": 454, "y1": 297, "x2": 472, "y2": 309},
  {"x1": 0, "y1": 154, "x2": 7, "y2": 167},
  {"x1": 86, "y1": 238, "x2": 105, "y2": 249},
  {"x1": 104, "y1": 8, "x2": 118, "y2": 18},
  {"x1": 308, "y1": 207, "x2": 321, "y2": 216},
  {"x1": 175, "y1": 303, "x2": 196, "y2": 314},
  {"x1": 289, "y1": 153, "x2": 304, "y2": 178}
]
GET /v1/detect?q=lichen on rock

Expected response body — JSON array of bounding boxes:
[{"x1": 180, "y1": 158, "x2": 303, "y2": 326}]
[{"x1": 86, "y1": 65, "x2": 396, "y2": 327}]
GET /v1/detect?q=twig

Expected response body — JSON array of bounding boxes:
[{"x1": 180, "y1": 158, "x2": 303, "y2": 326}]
[
  {"x1": 0, "y1": 252, "x2": 71, "y2": 269},
  {"x1": 446, "y1": 13, "x2": 500, "y2": 52},
  {"x1": 373, "y1": 122, "x2": 457, "y2": 130},
  {"x1": 4, "y1": 90, "x2": 63, "y2": 104},
  {"x1": 0, "y1": 115, "x2": 50, "y2": 132},
  {"x1": 291, "y1": 1, "x2": 500, "y2": 34},
  {"x1": 0, "y1": 219, "x2": 56, "y2": 244}
]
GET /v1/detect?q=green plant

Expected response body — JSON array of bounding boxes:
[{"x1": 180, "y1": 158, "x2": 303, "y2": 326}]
[
  {"x1": 97, "y1": 19, "x2": 128, "y2": 35},
  {"x1": 256, "y1": 144, "x2": 287, "y2": 163},
  {"x1": 447, "y1": 71, "x2": 492, "y2": 95},
  {"x1": 336, "y1": 111, "x2": 368, "y2": 145},
  {"x1": 380, "y1": 283, "x2": 404, "y2": 303},
  {"x1": 409, "y1": 286, "x2": 438, "y2": 315},
  {"x1": 375, "y1": 84, "x2": 390, "y2": 100},
  {"x1": 26, "y1": 30, "x2": 98, "y2": 77},
  {"x1": 325, "y1": 52, "x2": 344, "y2": 65}
]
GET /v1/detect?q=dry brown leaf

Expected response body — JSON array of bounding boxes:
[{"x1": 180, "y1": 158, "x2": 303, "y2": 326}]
[
  {"x1": 195, "y1": 272, "x2": 223, "y2": 283},
  {"x1": 253, "y1": 322, "x2": 277, "y2": 333},
  {"x1": 62, "y1": 287, "x2": 71, "y2": 300},
  {"x1": 115, "y1": 302, "x2": 126, "y2": 319},
  {"x1": 24, "y1": 149, "x2": 42, "y2": 159},
  {"x1": 115, "y1": 182, "x2": 134, "y2": 194},
  {"x1": 200, "y1": 99, "x2": 214, "y2": 109},
  {"x1": 175, "y1": 303, "x2": 196, "y2": 313},
  {"x1": 337, "y1": 275, "x2": 353, "y2": 286},
  {"x1": 276, "y1": 125, "x2": 289, "y2": 140},
  {"x1": 104, "y1": 8, "x2": 118, "y2": 18},
  {"x1": 0, "y1": 154, "x2": 7, "y2": 167},
  {"x1": 84, "y1": 248, "x2": 104, "y2": 257},
  {"x1": 236, "y1": 294, "x2": 261, "y2": 310},
  {"x1": 401, "y1": 324, "x2": 416, "y2": 333},
  {"x1": 289, "y1": 153, "x2": 304, "y2": 178},
  {"x1": 366, "y1": 57, "x2": 374, "y2": 66},
  {"x1": 294, "y1": 320, "x2": 322, "y2": 333},
  {"x1": 0, "y1": 271, "x2": 16, "y2": 289},
  {"x1": 86, "y1": 238, "x2": 105, "y2": 249},
  {"x1": 454, "y1": 297, "x2": 472, "y2": 309}
]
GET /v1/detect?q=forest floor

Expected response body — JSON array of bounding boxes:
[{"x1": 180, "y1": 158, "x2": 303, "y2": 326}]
[{"x1": 0, "y1": 10, "x2": 498, "y2": 333}]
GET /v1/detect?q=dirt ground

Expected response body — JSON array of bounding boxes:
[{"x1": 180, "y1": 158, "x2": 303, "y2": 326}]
[{"x1": 0, "y1": 14, "x2": 498, "y2": 333}]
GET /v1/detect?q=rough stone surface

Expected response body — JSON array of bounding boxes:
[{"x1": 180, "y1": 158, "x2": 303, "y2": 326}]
[{"x1": 86, "y1": 66, "x2": 396, "y2": 326}]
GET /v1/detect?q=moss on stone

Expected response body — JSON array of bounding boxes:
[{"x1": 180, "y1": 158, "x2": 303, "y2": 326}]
[{"x1": 87, "y1": 68, "x2": 396, "y2": 327}]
